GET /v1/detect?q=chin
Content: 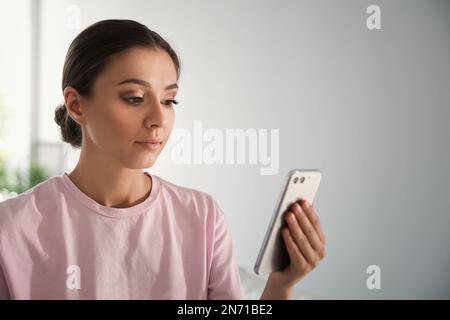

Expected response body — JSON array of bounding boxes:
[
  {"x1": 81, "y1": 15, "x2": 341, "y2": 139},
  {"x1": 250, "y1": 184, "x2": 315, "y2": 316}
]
[{"x1": 122, "y1": 155, "x2": 159, "y2": 170}]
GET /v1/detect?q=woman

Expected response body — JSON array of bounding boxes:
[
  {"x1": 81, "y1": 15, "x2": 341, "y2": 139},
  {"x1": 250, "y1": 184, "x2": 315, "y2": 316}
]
[{"x1": 0, "y1": 19, "x2": 326, "y2": 299}]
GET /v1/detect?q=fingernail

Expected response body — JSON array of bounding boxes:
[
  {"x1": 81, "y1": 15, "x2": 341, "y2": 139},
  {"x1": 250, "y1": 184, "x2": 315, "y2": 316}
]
[{"x1": 304, "y1": 200, "x2": 311, "y2": 207}]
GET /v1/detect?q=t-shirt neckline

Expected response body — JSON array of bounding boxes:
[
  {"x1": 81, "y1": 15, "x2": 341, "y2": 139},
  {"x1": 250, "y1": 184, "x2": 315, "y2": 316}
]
[{"x1": 59, "y1": 171, "x2": 160, "y2": 218}]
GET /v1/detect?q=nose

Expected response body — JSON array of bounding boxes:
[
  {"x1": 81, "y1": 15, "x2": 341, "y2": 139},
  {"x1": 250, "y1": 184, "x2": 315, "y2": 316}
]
[{"x1": 144, "y1": 93, "x2": 167, "y2": 129}]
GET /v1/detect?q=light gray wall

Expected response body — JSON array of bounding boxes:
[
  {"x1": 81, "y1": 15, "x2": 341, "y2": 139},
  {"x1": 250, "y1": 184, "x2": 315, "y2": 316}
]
[{"x1": 36, "y1": 0, "x2": 450, "y2": 298}]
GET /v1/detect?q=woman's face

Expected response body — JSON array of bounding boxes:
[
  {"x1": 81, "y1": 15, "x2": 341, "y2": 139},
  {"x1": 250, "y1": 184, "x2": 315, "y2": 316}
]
[{"x1": 78, "y1": 47, "x2": 178, "y2": 169}]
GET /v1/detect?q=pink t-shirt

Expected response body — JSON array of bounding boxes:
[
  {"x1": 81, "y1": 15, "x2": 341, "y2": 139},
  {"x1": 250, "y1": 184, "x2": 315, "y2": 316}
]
[{"x1": 0, "y1": 172, "x2": 245, "y2": 300}]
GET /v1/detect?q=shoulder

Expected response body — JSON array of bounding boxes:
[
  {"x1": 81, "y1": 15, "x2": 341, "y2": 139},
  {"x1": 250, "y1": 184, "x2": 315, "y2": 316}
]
[
  {"x1": 154, "y1": 175, "x2": 216, "y2": 204},
  {"x1": 0, "y1": 175, "x2": 61, "y2": 232},
  {"x1": 153, "y1": 174, "x2": 224, "y2": 219}
]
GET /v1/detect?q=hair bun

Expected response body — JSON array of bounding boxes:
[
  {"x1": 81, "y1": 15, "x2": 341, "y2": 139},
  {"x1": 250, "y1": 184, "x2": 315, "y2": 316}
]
[{"x1": 54, "y1": 103, "x2": 82, "y2": 148}]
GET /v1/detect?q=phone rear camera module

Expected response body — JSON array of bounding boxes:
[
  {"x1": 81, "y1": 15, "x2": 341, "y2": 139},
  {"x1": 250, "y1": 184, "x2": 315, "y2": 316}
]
[
  {"x1": 300, "y1": 177, "x2": 305, "y2": 183},
  {"x1": 293, "y1": 177, "x2": 299, "y2": 184}
]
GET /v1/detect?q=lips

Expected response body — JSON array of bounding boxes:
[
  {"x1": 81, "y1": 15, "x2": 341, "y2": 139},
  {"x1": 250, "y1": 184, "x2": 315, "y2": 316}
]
[
  {"x1": 135, "y1": 140, "x2": 162, "y2": 151},
  {"x1": 136, "y1": 139, "x2": 162, "y2": 144}
]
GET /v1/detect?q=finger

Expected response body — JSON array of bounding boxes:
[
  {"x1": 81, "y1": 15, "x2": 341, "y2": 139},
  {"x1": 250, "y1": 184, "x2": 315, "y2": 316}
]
[
  {"x1": 291, "y1": 202, "x2": 323, "y2": 251},
  {"x1": 300, "y1": 200, "x2": 326, "y2": 245},
  {"x1": 285, "y1": 211, "x2": 318, "y2": 266},
  {"x1": 282, "y1": 227, "x2": 307, "y2": 267}
]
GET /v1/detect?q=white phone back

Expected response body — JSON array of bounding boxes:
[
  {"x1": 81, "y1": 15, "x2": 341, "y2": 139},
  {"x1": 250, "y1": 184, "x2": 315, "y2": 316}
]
[{"x1": 254, "y1": 169, "x2": 322, "y2": 275}]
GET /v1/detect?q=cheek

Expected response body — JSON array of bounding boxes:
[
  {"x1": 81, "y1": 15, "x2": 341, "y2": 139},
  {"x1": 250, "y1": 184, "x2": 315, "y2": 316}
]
[
  {"x1": 166, "y1": 108, "x2": 175, "y2": 128},
  {"x1": 162, "y1": 110, "x2": 175, "y2": 142},
  {"x1": 88, "y1": 103, "x2": 137, "y2": 146},
  {"x1": 111, "y1": 116, "x2": 137, "y2": 140}
]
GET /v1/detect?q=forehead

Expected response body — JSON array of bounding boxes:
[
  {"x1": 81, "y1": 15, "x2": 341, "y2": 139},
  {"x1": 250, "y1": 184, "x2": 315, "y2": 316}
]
[{"x1": 97, "y1": 47, "x2": 178, "y2": 89}]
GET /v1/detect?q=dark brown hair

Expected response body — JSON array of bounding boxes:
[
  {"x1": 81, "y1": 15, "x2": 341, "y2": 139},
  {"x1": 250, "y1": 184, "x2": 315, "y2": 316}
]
[{"x1": 54, "y1": 19, "x2": 181, "y2": 148}]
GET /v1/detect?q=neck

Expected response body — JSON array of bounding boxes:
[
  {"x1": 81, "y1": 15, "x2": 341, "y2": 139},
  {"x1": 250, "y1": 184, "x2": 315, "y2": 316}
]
[{"x1": 67, "y1": 149, "x2": 151, "y2": 208}]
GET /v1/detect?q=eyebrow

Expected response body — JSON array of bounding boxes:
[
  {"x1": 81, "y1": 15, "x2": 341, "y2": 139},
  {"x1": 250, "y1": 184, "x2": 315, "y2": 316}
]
[{"x1": 116, "y1": 78, "x2": 178, "y2": 90}]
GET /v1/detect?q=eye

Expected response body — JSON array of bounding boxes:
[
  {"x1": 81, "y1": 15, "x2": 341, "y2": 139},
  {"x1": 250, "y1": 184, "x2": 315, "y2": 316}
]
[
  {"x1": 123, "y1": 96, "x2": 144, "y2": 105},
  {"x1": 123, "y1": 96, "x2": 179, "y2": 107},
  {"x1": 162, "y1": 99, "x2": 179, "y2": 107}
]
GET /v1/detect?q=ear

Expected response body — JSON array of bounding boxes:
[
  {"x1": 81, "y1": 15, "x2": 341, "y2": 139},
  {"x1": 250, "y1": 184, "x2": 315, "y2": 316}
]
[{"x1": 63, "y1": 86, "x2": 86, "y2": 125}]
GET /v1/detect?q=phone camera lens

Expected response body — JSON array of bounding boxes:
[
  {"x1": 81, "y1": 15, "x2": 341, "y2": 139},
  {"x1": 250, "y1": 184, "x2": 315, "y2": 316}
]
[
  {"x1": 293, "y1": 177, "x2": 299, "y2": 184},
  {"x1": 300, "y1": 177, "x2": 305, "y2": 183}
]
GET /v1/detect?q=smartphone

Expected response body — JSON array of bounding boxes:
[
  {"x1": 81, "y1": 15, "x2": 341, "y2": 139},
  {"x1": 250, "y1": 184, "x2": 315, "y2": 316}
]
[{"x1": 254, "y1": 169, "x2": 322, "y2": 275}]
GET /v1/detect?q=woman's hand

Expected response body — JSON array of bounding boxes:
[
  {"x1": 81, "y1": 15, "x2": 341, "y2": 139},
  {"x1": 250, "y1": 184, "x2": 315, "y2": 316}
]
[{"x1": 260, "y1": 199, "x2": 326, "y2": 299}]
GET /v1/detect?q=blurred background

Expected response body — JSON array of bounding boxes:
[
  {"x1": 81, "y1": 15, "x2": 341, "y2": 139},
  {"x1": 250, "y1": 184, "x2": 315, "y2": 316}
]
[{"x1": 0, "y1": 0, "x2": 449, "y2": 299}]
